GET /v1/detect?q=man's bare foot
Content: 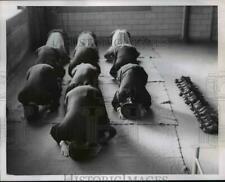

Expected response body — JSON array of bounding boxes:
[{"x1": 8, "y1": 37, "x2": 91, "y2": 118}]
[
  {"x1": 59, "y1": 140, "x2": 69, "y2": 157},
  {"x1": 117, "y1": 107, "x2": 125, "y2": 119}
]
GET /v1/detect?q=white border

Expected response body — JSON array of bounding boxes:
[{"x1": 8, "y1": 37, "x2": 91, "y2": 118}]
[{"x1": 0, "y1": 0, "x2": 225, "y2": 181}]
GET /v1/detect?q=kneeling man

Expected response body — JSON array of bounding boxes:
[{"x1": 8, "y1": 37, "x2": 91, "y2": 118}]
[
  {"x1": 18, "y1": 64, "x2": 61, "y2": 121},
  {"x1": 112, "y1": 63, "x2": 151, "y2": 119},
  {"x1": 104, "y1": 29, "x2": 132, "y2": 62},
  {"x1": 68, "y1": 31, "x2": 100, "y2": 77},
  {"x1": 50, "y1": 85, "x2": 116, "y2": 160},
  {"x1": 66, "y1": 63, "x2": 100, "y2": 94}
]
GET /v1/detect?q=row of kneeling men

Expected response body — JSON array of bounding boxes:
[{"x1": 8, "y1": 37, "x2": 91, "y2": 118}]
[
  {"x1": 105, "y1": 29, "x2": 151, "y2": 119},
  {"x1": 18, "y1": 29, "x2": 151, "y2": 160}
]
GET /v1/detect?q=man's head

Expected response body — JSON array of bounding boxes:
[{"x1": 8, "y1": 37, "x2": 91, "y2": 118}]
[
  {"x1": 120, "y1": 96, "x2": 139, "y2": 119},
  {"x1": 110, "y1": 29, "x2": 131, "y2": 39},
  {"x1": 111, "y1": 29, "x2": 131, "y2": 47},
  {"x1": 76, "y1": 31, "x2": 98, "y2": 49},
  {"x1": 69, "y1": 141, "x2": 101, "y2": 160},
  {"x1": 118, "y1": 90, "x2": 144, "y2": 119}
]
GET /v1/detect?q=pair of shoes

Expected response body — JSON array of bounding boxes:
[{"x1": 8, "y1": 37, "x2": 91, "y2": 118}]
[
  {"x1": 185, "y1": 97, "x2": 198, "y2": 105},
  {"x1": 175, "y1": 76, "x2": 191, "y2": 86},
  {"x1": 175, "y1": 76, "x2": 218, "y2": 135},
  {"x1": 178, "y1": 82, "x2": 192, "y2": 89},
  {"x1": 190, "y1": 100, "x2": 202, "y2": 111},
  {"x1": 194, "y1": 106, "x2": 208, "y2": 118},
  {"x1": 200, "y1": 117, "x2": 218, "y2": 134},
  {"x1": 179, "y1": 84, "x2": 199, "y2": 95},
  {"x1": 177, "y1": 82, "x2": 191, "y2": 89}
]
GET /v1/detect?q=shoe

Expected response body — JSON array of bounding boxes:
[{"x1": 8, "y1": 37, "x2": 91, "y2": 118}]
[
  {"x1": 182, "y1": 92, "x2": 196, "y2": 100},
  {"x1": 179, "y1": 83, "x2": 192, "y2": 90},
  {"x1": 193, "y1": 107, "x2": 207, "y2": 115},
  {"x1": 177, "y1": 81, "x2": 189, "y2": 87},
  {"x1": 175, "y1": 78, "x2": 182, "y2": 84},
  {"x1": 199, "y1": 113, "x2": 211, "y2": 120},
  {"x1": 200, "y1": 118, "x2": 218, "y2": 134},
  {"x1": 188, "y1": 95, "x2": 198, "y2": 102},
  {"x1": 181, "y1": 76, "x2": 191, "y2": 82},
  {"x1": 181, "y1": 89, "x2": 192, "y2": 95},
  {"x1": 198, "y1": 106, "x2": 208, "y2": 113},
  {"x1": 175, "y1": 79, "x2": 179, "y2": 83},
  {"x1": 193, "y1": 101, "x2": 203, "y2": 109}
]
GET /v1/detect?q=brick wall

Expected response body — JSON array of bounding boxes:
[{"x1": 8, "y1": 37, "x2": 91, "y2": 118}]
[
  {"x1": 46, "y1": 6, "x2": 184, "y2": 40},
  {"x1": 41, "y1": 6, "x2": 218, "y2": 43}
]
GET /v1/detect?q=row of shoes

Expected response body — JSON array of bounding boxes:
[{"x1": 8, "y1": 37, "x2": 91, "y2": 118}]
[{"x1": 175, "y1": 76, "x2": 218, "y2": 134}]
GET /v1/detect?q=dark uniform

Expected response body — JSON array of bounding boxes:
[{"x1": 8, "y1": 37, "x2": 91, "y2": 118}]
[
  {"x1": 36, "y1": 46, "x2": 65, "y2": 78},
  {"x1": 112, "y1": 64, "x2": 151, "y2": 118},
  {"x1": 66, "y1": 63, "x2": 100, "y2": 94},
  {"x1": 18, "y1": 64, "x2": 61, "y2": 120},
  {"x1": 68, "y1": 47, "x2": 100, "y2": 77},
  {"x1": 109, "y1": 46, "x2": 140, "y2": 78},
  {"x1": 50, "y1": 85, "x2": 116, "y2": 158},
  {"x1": 46, "y1": 29, "x2": 70, "y2": 65}
]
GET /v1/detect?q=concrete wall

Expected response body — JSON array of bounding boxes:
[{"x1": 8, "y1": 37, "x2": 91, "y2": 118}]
[
  {"x1": 7, "y1": 7, "x2": 48, "y2": 74},
  {"x1": 7, "y1": 8, "x2": 30, "y2": 73}
]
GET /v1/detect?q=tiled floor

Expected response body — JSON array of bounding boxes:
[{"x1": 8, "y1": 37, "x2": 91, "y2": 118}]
[{"x1": 6, "y1": 42, "x2": 218, "y2": 174}]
